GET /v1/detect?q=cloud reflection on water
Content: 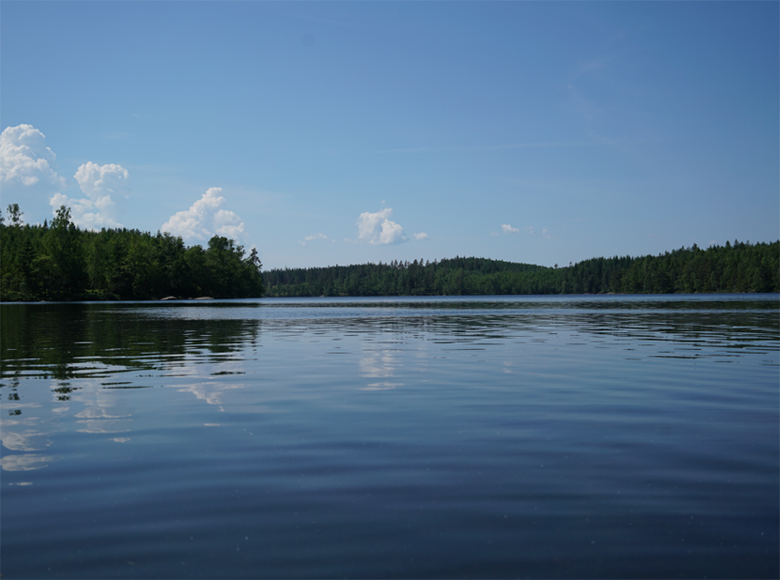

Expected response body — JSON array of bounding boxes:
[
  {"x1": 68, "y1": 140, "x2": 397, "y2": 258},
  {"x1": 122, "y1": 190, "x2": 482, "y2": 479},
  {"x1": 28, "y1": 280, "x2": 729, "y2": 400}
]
[
  {"x1": 359, "y1": 350, "x2": 403, "y2": 390},
  {"x1": 1, "y1": 297, "x2": 777, "y2": 476},
  {"x1": 1, "y1": 454, "x2": 56, "y2": 472}
]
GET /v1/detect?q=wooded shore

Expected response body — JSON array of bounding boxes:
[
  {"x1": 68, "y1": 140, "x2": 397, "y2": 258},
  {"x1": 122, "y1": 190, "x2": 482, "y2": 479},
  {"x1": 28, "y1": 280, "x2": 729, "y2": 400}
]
[
  {"x1": 264, "y1": 242, "x2": 779, "y2": 297},
  {"x1": 0, "y1": 205, "x2": 264, "y2": 301},
  {"x1": 2, "y1": 203, "x2": 777, "y2": 301}
]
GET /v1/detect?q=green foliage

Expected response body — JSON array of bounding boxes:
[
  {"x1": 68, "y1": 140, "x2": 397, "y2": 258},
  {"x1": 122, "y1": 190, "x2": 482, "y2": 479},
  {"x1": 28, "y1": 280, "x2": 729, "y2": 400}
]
[
  {"x1": 3, "y1": 202, "x2": 775, "y2": 301},
  {"x1": 0, "y1": 204, "x2": 264, "y2": 301},
  {"x1": 265, "y1": 243, "x2": 780, "y2": 297},
  {"x1": 263, "y1": 257, "x2": 548, "y2": 297}
]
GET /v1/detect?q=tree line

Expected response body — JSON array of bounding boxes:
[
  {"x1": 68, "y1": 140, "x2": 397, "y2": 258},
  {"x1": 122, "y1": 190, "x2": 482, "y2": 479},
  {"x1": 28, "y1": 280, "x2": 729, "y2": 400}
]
[
  {"x1": 264, "y1": 242, "x2": 779, "y2": 297},
  {"x1": 2, "y1": 202, "x2": 776, "y2": 301},
  {"x1": 0, "y1": 204, "x2": 264, "y2": 301}
]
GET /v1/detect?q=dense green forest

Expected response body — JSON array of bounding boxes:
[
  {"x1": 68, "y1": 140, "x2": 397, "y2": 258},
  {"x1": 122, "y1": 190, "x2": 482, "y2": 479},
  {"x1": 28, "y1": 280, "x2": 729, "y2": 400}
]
[
  {"x1": 0, "y1": 204, "x2": 264, "y2": 301},
  {"x1": 2, "y1": 203, "x2": 777, "y2": 301},
  {"x1": 264, "y1": 241, "x2": 779, "y2": 297}
]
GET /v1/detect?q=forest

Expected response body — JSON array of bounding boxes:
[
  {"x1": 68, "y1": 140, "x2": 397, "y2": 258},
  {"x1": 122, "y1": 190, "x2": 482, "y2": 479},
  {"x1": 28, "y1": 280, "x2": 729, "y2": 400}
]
[
  {"x1": 0, "y1": 204, "x2": 264, "y2": 301},
  {"x1": 2, "y1": 203, "x2": 778, "y2": 301},
  {"x1": 264, "y1": 242, "x2": 779, "y2": 297}
]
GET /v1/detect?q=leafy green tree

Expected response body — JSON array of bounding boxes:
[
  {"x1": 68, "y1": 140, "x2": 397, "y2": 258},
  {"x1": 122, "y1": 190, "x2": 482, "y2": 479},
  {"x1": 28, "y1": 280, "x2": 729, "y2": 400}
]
[{"x1": 42, "y1": 206, "x2": 87, "y2": 299}]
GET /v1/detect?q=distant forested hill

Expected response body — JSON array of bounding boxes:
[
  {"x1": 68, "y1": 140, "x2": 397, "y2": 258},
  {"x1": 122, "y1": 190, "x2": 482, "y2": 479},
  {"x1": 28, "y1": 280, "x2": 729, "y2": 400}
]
[
  {"x1": 264, "y1": 242, "x2": 779, "y2": 297},
  {"x1": 0, "y1": 204, "x2": 264, "y2": 301}
]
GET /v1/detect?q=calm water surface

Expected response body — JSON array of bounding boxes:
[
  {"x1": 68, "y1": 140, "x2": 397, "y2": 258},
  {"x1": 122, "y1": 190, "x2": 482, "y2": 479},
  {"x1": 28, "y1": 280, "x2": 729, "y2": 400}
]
[{"x1": 1, "y1": 295, "x2": 778, "y2": 578}]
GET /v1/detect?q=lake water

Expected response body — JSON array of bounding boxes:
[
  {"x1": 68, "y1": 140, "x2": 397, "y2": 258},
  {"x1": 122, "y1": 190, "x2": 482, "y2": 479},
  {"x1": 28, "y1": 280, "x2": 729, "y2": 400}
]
[{"x1": 1, "y1": 295, "x2": 778, "y2": 579}]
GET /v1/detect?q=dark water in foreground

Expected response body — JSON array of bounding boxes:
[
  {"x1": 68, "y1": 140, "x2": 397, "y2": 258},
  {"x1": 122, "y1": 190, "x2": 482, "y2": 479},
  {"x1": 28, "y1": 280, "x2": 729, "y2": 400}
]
[{"x1": 1, "y1": 295, "x2": 778, "y2": 579}]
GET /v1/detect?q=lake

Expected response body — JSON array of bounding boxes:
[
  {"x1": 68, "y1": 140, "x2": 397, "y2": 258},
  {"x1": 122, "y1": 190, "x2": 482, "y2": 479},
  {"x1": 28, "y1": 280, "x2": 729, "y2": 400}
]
[{"x1": 1, "y1": 295, "x2": 778, "y2": 579}]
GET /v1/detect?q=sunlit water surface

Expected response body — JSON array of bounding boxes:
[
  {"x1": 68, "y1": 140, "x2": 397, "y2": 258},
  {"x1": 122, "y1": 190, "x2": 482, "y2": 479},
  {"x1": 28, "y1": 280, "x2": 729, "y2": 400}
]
[{"x1": 1, "y1": 295, "x2": 778, "y2": 578}]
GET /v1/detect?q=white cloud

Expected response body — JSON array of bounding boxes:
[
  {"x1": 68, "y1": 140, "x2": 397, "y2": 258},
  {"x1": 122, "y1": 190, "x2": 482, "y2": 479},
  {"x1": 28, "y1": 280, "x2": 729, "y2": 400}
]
[
  {"x1": 413, "y1": 232, "x2": 429, "y2": 240},
  {"x1": 213, "y1": 208, "x2": 244, "y2": 239},
  {"x1": 0, "y1": 124, "x2": 67, "y2": 221},
  {"x1": 52, "y1": 162, "x2": 130, "y2": 229},
  {"x1": 0, "y1": 125, "x2": 133, "y2": 228},
  {"x1": 161, "y1": 187, "x2": 245, "y2": 243},
  {"x1": 356, "y1": 208, "x2": 406, "y2": 245},
  {"x1": 495, "y1": 224, "x2": 549, "y2": 238},
  {"x1": 299, "y1": 233, "x2": 329, "y2": 246},
  {"x1": 74, "y1": 161, "x2": 129, "y2": 199},
  {"x1": 0, "y1": 124, "x2": 64, "y2": 189}
]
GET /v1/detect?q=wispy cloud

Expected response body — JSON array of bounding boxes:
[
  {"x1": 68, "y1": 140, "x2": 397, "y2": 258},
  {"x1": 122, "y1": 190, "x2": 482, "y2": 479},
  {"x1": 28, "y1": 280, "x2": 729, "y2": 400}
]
[
  {"x1": 493, "y1": 223, "x2": 551, "y2": 239},
  {"x1": 566, "y1": 83, "x2": 604, "y2": 139},
  {"x1": 299, "y1": 233, "x2": 333, "y2": 246},
  {"x1": 565, "y1": 54, "x2": 626, "y2": 144},
  {"x1": 570, "y1": 57, "x2": 606, "y2": 81},
  {"x1": 413, "y1": 232, "x2": 429, "y2": 240},
  {"x1": 381, "y1": 141, "x2": 593, "y2": 154}
]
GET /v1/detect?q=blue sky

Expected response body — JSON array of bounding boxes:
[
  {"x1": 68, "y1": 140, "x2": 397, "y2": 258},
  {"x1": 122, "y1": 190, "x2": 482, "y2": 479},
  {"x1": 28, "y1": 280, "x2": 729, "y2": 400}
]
[{"x1": 1, "y1": 1, "x2": 777, "y2": 270}]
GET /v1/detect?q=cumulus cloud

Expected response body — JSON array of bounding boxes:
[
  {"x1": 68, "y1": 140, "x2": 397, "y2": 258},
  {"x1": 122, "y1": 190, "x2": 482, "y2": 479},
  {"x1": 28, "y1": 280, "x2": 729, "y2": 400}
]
[
  {"x1": 50, "y1": 162, "x2": 130, "y2": 229},
  {"x1": 356, "y1": 208, "x2": 406, "y2": 245},
  {"x1": 0, "y1": 124, "x2": 67, "y2": 221},
  {"x1": 74, "y1": 162, "x2": 129, "y2": 199},
  {"x1": 413, "y1": 232, "x2": 429, "y2": 240},
  {"x1": 501, "y1": 224, "x2": 520, "y2": 234},
  {"x1": 0, "y1": 124, "x2": 134, "y2": 228},
  {"x1": 161, "y1": 187, "x2": 245, "y2": 243},
  {"x1": 0, "y1": 124, "x2": 64, "y2": 189}
]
